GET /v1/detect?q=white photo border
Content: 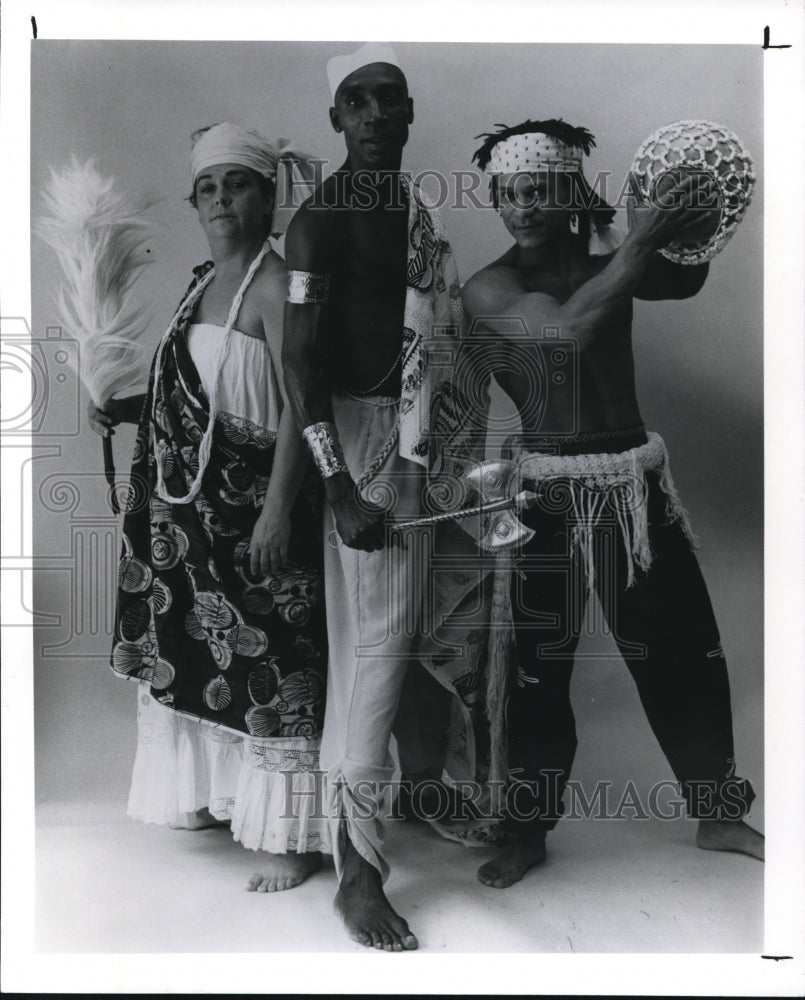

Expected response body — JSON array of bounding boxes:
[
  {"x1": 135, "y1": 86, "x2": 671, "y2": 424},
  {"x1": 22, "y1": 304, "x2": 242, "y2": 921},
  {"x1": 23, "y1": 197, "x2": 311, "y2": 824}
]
[{"x1": 2, "y1": 0, "x2": 803, "y2": 995}]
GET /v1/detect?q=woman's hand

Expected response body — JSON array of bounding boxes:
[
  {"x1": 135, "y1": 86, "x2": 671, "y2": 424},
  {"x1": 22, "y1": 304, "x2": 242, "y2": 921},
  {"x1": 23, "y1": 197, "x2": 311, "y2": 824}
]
[
  {"x1": 86, "y1": 395, "x2": 143, "y2": 436},
  {"x1": 249, "y1": 502, "x2": 291, "y2": 578},
  {"x1": 87, "y1": 398, "x2": 118, "y2": 437}
]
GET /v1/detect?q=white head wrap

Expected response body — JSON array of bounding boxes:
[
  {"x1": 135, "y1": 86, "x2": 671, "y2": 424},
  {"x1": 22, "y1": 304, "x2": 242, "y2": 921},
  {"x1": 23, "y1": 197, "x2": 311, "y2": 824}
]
[
  {"x1": 189, "y1": 121, "x2": 319, "y2": 236},
  {"x1": 326, "y1": 42, "x2": 403, "y2": 100}
]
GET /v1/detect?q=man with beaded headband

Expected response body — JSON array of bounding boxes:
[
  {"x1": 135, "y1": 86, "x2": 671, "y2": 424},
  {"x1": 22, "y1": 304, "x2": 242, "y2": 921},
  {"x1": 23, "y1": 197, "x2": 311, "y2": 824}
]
[
  {"x1": 461, "y1": 118, "x2": 763, "y2": 888},
  {"x1": 282, "y1": 43, "x2": 494, "y2": 951}
]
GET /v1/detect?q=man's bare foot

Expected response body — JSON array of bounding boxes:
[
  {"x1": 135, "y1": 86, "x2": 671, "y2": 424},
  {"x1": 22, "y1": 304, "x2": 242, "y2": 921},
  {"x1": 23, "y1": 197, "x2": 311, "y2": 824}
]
[
  {"x1": 477, "y1": 837, "x2": 546, "y2": 888},
  {"x1": 246, "y1": 851, "x2": 323, "y2": 892},
  {"x1": 334, "y1": 840, "x2": 418, "y2": 952},
  {"x1": 696, "y1": 819, "x2": 764, "y2": 860},
  {"x1": 168, "y1": 807, "x2": 229, "y2": 831}
]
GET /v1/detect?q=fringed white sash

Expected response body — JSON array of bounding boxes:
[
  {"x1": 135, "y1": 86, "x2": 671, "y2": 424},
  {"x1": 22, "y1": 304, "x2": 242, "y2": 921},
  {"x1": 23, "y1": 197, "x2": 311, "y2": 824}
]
[{"x1": 516, "y1": 431, "x2": 697, "y2": 589}]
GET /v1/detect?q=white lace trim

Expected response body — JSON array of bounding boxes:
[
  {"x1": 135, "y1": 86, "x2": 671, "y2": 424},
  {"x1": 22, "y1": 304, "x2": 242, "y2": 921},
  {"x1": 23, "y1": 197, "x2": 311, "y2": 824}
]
[{"x1": 127, "y1": 684, "x2": 332, "y2": 854}]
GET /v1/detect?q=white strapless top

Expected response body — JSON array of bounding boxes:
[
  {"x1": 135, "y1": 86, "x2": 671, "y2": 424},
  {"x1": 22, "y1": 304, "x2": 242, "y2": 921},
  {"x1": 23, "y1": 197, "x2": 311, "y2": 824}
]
[{"x1": 186, "y1": 323, "x2": 281, "y2": 433}]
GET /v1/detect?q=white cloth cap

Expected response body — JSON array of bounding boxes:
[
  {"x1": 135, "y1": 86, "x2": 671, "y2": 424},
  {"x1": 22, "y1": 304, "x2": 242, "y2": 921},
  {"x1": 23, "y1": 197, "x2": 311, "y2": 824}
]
[
  {"x1": 326, "y1": 42, "x2": 402, "y2": 100},
  {"x1": 190, "y1": 122, "x2": 285, "y2": 185},
  {"x1": 189, "y1": 122, "x2": 320, "y2": 237}
]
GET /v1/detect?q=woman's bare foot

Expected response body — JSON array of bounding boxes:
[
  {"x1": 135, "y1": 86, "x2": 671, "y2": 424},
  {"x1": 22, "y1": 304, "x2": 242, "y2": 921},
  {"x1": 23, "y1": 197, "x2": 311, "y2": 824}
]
[
  {"x1": 168, "y1": 807, "x2": 229, "y2": 831},
  {"x1": 246, "y1": 851, "x2": 323, "y2": 892},
  {"x1": 334, "y1": 840, "x2": 418, "y2": 952},
  {"x1": 696, "y1": 819, "x2": 765, "y2": 860},
  {"x1": 477, "y1": 837, "x2": 546, "y2": 888}
]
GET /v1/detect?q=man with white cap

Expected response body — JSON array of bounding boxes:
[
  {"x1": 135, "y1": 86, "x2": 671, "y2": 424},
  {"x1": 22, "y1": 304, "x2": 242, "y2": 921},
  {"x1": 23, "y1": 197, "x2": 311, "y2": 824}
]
[
  {"x1": 461, "y1": 118, "x2": 763, "y2": 888},
  {"x1": 282, "y1": 43, "x2": 477, "y2": 951}
]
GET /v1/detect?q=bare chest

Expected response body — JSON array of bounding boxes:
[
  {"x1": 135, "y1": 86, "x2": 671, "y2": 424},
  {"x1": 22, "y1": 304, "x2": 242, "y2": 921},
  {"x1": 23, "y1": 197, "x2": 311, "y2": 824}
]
[{"x1": 332, "y1": 207, "x2": 408, "y2": 285}]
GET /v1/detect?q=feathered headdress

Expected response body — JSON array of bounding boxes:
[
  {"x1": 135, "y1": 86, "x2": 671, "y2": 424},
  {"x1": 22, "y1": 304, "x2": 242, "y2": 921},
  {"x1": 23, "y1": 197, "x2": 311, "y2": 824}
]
[{"x1": 37, "y1": 157, "x2": 157, "y2": 510}]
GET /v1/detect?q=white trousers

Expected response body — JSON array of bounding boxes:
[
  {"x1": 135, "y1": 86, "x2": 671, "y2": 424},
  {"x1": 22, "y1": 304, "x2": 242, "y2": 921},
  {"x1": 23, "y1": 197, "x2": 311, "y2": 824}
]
[{"x1": 320, "y1": 393, "x2": 429, "y2": 882}]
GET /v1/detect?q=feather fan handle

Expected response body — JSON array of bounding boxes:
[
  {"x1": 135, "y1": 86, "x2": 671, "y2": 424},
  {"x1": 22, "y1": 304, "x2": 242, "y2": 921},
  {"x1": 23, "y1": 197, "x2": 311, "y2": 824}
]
[{"x1": 36, "y1": 156, "x2": 156, "y2": 405}]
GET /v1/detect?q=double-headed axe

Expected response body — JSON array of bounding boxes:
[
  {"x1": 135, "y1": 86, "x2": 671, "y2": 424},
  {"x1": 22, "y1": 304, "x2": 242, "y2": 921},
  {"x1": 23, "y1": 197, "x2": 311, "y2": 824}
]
[{"x1": 330, "y1": 459, "x2": 538, "y2": 552}]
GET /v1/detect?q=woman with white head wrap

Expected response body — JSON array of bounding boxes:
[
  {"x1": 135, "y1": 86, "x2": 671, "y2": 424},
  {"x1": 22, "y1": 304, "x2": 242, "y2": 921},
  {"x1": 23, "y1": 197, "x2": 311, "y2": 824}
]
[{"x1": 89, "y1": 122, "x2": 331, "y2": 891}]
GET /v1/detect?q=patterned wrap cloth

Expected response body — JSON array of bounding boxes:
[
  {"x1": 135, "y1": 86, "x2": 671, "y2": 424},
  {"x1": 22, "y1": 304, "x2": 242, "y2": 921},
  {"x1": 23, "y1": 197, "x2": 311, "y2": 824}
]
[
  {"x1": 112, "y1": 260, "x2": 331, "y2": 853},
  {"x1": 398, "y1": 171, "x2": 504, "y2": 811}
]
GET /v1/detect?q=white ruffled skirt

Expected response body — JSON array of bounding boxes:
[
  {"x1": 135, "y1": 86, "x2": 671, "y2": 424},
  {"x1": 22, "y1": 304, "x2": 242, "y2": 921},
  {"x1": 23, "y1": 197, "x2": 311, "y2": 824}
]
[{"x1": 128, "y1": 684, "x2": 332, "y2": 854}]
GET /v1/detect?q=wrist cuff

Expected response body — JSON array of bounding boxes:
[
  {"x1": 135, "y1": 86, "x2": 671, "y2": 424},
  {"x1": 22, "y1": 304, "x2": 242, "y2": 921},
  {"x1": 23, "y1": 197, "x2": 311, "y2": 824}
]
[{"x1": 302, "y1": 421, "x2": 348, "y2": 478}]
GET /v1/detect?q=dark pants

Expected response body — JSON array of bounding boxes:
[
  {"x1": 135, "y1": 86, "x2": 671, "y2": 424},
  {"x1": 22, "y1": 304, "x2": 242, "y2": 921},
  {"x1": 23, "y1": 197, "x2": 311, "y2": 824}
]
[
  {"x1": 505, "y1": 470, "x2": 755, "y2": 841},
  {"x1": 393, "y1": 660, "x2": 455, "y2": 782}
]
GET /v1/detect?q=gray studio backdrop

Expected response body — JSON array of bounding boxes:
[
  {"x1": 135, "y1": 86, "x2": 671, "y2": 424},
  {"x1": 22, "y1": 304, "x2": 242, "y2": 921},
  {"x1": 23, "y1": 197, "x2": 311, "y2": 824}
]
[{"x1": 30, "y1": 41, "x2": 763, "y2": 820}]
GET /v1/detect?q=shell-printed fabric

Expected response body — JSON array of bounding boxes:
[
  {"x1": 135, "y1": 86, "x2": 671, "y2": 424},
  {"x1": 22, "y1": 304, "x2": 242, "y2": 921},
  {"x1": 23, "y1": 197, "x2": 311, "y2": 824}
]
[{"x1": 112, "y1": 265, "x2": 327, "y2": 738}]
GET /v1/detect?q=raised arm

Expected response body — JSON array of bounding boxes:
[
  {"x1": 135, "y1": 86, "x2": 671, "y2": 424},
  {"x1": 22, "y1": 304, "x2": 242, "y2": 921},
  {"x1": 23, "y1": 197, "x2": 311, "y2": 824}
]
[
  {"x1": 282, "y1": 200, "x2": 386, "y2": 551},
  {"x1": 465, "y1": 172, "x2": 713, "y2": 342},
  {"x1": 634, "y1": 253, "x2": 709, "y2": 301},
  {"x1": 634, "y1": 170, "x2": 716, "y2": 300}
]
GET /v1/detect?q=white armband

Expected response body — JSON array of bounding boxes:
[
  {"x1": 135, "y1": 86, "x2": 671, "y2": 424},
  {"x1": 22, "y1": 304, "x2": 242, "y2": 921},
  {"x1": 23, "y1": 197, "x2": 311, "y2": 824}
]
[{"x1": 287, "y1": 270, "x2": 330, "y2": 305}]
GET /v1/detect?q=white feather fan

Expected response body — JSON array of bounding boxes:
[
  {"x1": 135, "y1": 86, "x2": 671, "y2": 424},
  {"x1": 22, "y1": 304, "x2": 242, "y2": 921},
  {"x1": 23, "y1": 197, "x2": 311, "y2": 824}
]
[{"x1": 37, "y1": 156, "x2": 156, "y2": 405}]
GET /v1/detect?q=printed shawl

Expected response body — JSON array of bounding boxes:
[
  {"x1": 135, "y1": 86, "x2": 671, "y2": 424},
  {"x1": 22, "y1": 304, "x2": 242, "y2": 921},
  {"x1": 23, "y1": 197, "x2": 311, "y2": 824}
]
[{"x1": 112, "y1": 265, "x2": 327, "y2": 739}]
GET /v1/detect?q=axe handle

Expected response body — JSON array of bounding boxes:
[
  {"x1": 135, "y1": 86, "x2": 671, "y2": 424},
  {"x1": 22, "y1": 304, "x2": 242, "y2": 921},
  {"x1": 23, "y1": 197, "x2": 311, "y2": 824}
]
[
  {"x1": 327, "y1": 492, "x2": 538, "y2": 549},
  {"x1": 392, "y1": 490, "x2": 537, "y2": 530}
]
